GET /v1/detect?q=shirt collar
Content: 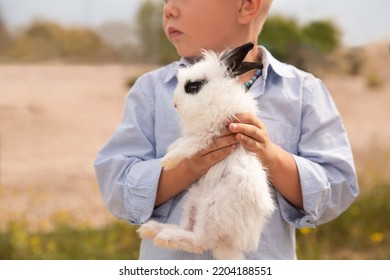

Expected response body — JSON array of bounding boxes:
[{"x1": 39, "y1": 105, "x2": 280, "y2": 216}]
[
  {"x1": 163, "y1": 60, "x2": 181, "y2": 84},
  {"x1": 259, "y1": 46, "x2": 295, "y2": 79},
  {"x1": 163, "y1": 45, "x2": 295, "y2": 84}
]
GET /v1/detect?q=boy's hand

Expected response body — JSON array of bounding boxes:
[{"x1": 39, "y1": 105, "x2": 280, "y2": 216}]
[
  {"x1": 227, "y1": 113, "x2": 279, "y2": 170},
  {"x1": 184, "y1": 127, "x2": 238, "y2": 178},
  {"x1": 227, "y1": 112, "x2": 303, "y2": 208},
  {"x1": 157, "y1": 129, "x2": 238, "y2": 206}
]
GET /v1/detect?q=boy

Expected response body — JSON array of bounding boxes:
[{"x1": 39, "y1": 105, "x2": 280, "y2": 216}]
[{"x1": 94, "y1": 0, "x2": 359, "y2": 259}]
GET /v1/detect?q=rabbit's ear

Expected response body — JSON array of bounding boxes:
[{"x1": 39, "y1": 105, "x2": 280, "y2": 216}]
[{"x1": 221, "y1": 42, "x2": 263, "y2": 77}]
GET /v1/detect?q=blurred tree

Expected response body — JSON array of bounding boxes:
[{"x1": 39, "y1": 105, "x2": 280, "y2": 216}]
[
  {"x1": 136, "y1": 0, "x2": 178, "y2": 64},
  {"x1": 0, "y1": 17, "x2": 13, "y2": 54},
  {"x1": 259, "y1": 15, "x2": 341, "y2": 71},
  {"x1": 258, "y1": 15, "x2": 303, "y2": 63},
  {"x1": 9, "y1": 21, "x2": 117, "y2": 63},
  {"x1": 136, "y1": 0, "x2": 161, "y2": 61},
  {"x1": 302, "y1": 20, "x2": 341, "y2": 54}
]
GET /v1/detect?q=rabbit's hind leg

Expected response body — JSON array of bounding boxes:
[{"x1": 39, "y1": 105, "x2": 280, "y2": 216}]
[
  {"x1": 137, "y1": 220, "x2": 180, "y2": 240},
  {"x1": 154, "y1": 228, "x2": 206, "y2": 254}
]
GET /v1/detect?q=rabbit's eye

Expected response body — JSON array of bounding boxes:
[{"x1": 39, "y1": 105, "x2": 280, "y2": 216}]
[{"x1": 184, "y1": 79, "x2": 206, "y2": 94}]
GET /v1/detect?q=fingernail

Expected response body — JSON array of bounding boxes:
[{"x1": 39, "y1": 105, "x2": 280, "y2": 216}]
[{"x1": 230, "y1": 123, "x2": 237, "y2": 130}]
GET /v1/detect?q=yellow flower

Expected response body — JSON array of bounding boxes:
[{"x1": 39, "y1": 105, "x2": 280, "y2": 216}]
[
  {"x1": 30, "y1": 236, "x2": 41, "y2": 247},
  {"x1": 299, "y1": 227, "x2": 313, "y2": 235},
  {"x1": 369, "y1": 232, "x2": 384, "y2": 243}
]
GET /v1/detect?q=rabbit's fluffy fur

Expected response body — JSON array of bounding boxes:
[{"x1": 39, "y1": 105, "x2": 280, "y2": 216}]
[{"x1": 137, "y1": 43, "x2": 275, "y2": 260}]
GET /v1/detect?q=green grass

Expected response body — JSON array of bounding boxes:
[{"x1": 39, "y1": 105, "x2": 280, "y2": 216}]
[
  {"x1": 1, "y1": 176, "x2": 389, "y2": 260},
  {"x1": 0, "y1": 219, "x2": 140, "y2": 260},
  {"x1": 297, "y1": 181, "x2": 390, "y2": 259}
]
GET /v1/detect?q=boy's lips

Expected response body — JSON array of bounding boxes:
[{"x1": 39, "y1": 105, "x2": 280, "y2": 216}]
[{"x1": 167, "y1": 27, "x2": 183, "y2": 39}]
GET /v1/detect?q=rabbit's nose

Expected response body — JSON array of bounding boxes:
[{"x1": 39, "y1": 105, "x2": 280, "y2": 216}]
[{"x1": 174, "y1": 101, "x2": 177, "y2": 108}]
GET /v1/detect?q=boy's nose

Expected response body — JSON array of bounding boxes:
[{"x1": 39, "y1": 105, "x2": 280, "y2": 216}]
[{"x1": 163, "y1": 0, "x2": 179, "y2": 19}]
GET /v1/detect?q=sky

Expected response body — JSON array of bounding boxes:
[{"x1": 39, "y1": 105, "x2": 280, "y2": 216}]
[{"x1": 0, "y1": 0, "x2": 389, "y2": 47}]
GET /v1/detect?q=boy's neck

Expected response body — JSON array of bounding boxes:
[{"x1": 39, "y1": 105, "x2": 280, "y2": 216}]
[{"x1": 244, "y1": 45, "x2": 261, "y2": 63}]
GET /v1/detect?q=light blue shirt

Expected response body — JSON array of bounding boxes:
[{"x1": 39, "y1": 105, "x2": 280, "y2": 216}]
[{"x1": 94, "y1": 47, "x2": 359, "y2": 259}]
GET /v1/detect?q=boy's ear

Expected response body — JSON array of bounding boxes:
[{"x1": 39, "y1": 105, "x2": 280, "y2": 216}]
[
  {"x1": 221, "y1": 42, "x2": 263, "y2": 77},
  {"x1": 238, "y1": 0, "x2": 263, "y2": 24}
]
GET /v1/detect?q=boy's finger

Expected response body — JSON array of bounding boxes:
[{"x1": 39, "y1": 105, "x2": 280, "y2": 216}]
[
  {"x1": 218, "y1": 126, "x2": 235, "y2": 137},
  {"x1": 204, "y1": 144, "x2": 237, "y2": 165},
  {"x1": 236, "y1": 133, "x2": 261, "y2": 152},
  {"x1": 229, "y1": 123, "x2": 263, "y2": 142},
  {"x1": 206, "y1": 134, "x2": 238, "y2": 154},
  {"x1": 234, "y1": 112, "x2": 263, "y2": 128}
]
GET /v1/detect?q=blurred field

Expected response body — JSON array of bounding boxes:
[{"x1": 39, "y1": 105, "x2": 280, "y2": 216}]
[
  {"x1": 0, "y1": 42, "x2": 389, "y2": 259},
  {"x1": 0, "y1": 64, "x2": 157, "y2": 231}
]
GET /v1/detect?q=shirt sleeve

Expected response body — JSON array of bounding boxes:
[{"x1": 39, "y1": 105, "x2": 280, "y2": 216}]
[
  {"x1": 276, "y1": 76, "x2": 359, "y2": 228},
  {"x1": 94, "y1": 75, "x2": 174, "y2": 224}
]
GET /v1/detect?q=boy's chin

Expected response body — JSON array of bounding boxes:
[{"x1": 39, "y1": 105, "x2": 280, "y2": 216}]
[
  {"x1": 175, "y1": 44, "x2": 232, "y2": 58},
  {"x1": 173, "y1": 44, "x2": 203, "y2": 59}
]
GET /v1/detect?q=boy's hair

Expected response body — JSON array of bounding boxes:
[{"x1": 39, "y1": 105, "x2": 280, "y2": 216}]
[{"x1": 256, "y1": 0, "x2": 273, "y2": 34}]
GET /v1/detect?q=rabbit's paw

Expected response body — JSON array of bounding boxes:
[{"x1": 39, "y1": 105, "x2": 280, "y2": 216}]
[
  {"x1": 136, "y1": 220, "x2": 163, "y2": 240},
  {"x1": 154, "y1": 229, "x2": 205, "y2": 254}
]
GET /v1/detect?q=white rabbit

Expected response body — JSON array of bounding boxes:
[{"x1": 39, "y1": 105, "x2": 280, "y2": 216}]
[{"x1": 137, "y1": 43, "x2": 275, "y2": 260}]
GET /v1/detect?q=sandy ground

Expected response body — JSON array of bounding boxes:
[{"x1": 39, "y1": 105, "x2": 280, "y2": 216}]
[
  {"x1": 0, "y1": 45, "x2": 389, "y2": 232},
  {"x1": 0, "y1": 64, "x2": 153, "y2": 231}
]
